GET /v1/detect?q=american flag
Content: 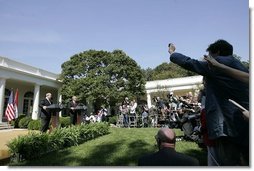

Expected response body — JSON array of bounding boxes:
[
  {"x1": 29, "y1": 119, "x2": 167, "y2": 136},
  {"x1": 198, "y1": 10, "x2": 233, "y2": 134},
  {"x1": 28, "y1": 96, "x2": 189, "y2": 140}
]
[
  {"x1": 5, "y1": 90, "x2": 16, "y2": 121},
  {"x1": 14, "y1": 89, "x2": 19, "y2": 119}
]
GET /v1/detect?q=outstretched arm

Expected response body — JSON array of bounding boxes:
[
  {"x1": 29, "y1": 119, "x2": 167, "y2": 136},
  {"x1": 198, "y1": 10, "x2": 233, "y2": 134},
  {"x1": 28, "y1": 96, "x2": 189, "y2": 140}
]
[{"x1": 168, "y1": 43, "x2": 211, "y2": 76}]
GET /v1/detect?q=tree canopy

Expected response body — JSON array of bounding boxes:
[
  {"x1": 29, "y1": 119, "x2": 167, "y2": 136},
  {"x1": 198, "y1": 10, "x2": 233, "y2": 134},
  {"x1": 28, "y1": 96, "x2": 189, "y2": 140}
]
[
  {"x1": 142, "y1": 62, "x2": 197, "y2": 81},
  {"x1": 60, "y1": 49, "x2": 145, "y2": 108}
]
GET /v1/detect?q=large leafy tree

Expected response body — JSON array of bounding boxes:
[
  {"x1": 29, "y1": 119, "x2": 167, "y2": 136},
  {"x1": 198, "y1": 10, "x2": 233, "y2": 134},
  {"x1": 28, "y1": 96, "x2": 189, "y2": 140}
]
[
  {"x1": 60, "y1": 49, "x2": 145, "y2": 109},
  {"x1": 142, "y1": 62, "x2": 197, "y2": 81}
]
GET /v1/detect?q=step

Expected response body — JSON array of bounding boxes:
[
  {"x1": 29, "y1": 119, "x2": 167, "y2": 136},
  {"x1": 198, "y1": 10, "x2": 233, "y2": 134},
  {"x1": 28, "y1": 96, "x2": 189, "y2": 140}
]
[{"x1": 0, "y1": 123, "x2": 14, "y2": 130}]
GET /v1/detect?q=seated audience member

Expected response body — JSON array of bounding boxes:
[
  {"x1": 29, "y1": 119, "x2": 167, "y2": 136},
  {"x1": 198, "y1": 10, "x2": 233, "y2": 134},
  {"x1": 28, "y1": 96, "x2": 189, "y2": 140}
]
[
  {"x1": 85, "y1": 113, "x2": 97, "y2": 123},
  {"x1": 138, "y1": 128, "x2": 199, "y2": 166}
]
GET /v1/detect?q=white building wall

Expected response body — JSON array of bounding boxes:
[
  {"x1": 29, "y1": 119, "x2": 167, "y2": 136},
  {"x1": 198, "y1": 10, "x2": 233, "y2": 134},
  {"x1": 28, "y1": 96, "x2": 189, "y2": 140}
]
[
  {"x1": 145, "y1": 75, "x2": 203, "y2": 108},
  {"x1": 0, "y1": 56, "x2": 62, "y2": 123}
]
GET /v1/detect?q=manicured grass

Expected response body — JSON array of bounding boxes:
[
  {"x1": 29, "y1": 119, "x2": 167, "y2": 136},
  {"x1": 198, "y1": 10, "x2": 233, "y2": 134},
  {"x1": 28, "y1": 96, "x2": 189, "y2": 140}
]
[{"x1": 12, "y1": 127, "x2": 207, "y2": 166}]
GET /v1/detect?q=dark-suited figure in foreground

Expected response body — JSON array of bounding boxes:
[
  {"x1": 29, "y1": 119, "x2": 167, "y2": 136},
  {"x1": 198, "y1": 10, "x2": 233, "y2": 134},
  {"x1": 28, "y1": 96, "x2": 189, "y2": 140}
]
[
  {"x1": 138, "y1": 128, "x2": 199, "y2": 166},
  {"x1": 39, "y1": 93, "x2": 53, "y2": 133}
]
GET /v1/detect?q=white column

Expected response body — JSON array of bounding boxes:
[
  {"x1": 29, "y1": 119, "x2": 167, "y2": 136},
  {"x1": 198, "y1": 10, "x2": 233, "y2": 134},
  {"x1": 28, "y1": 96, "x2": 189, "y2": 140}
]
[
  {"x1": 32, "y1": 84, "x2": 40, "y2": 120},
  {"x1": 147, "y1": 92, "x2": 152, "y2": 109},
  {"x1": 0, "y1": 78, "x2": 6, "y2": 123},
  {"x1": 57, "y1": 90, "x2": 62, "y2": 117}
]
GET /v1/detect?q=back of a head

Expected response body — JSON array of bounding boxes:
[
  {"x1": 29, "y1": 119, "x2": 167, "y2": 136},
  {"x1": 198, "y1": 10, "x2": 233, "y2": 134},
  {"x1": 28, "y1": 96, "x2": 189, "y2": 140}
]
[
  {"x1": 157, "y1": 128, "x2": 176, "y2": 144},
  {"x1": 206, "y1": 39, "x2": 233, "y2": 56}
]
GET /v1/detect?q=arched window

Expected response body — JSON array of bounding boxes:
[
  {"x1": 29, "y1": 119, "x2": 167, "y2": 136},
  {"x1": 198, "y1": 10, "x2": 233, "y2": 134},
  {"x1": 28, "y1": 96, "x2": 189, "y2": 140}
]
[{"x1": 23, "y1": 91, "x2": 34, "y2": 116}]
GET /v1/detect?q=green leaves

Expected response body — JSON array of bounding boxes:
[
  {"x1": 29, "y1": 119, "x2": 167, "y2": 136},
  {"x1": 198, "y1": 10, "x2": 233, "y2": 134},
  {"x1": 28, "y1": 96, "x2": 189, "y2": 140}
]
[
  {"x1": 7, "y1": 123, "x2": 110, "y2": 162},
  {"x1": 142, "y1": 62, "x2": 197, "y2": 81},
  {"x1": 60, "y1": 49, "x2": 146, "y2": 107}
]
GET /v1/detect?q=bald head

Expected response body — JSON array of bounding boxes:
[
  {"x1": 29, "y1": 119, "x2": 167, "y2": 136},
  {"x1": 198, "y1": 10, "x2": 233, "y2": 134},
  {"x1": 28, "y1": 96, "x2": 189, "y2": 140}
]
[{"x1": 157, "y1": 128, "x2": 176, "y2": 144}]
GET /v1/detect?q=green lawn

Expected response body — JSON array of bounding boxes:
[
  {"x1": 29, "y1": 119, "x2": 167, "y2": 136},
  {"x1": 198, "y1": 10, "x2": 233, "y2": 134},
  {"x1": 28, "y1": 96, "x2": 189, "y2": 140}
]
[{"x1": 12, "y1": 127, "x2": 207, "y2": 166}]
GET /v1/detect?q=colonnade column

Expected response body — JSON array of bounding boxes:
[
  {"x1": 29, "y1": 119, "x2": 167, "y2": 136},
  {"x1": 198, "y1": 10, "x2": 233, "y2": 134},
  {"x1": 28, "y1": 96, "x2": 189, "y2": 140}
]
[
  {"x1": 57, "y1": 90, "x2": 62, "y2": 117},
  {"x1": 0, "y1": 78, "x2": 6, "y2": 123},
  {"x1": 147, "y1": 92, "x2": 152, "y2": 109},
  {"x1": 32, "y1": 84, "x2": 40, "y2": 120}
]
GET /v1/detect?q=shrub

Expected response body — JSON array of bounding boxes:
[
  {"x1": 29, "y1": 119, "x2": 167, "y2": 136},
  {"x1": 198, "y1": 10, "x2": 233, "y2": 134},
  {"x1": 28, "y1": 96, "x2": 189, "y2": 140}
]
[
  {"x1": 18, "y1": 117, "x2": 32, "y2": 128},
  {"x1": 108, "y1": 116, "x2": 117, "y2": 125},
  {"x1": 28, "y1": 120, "x2": 41, "y2": 130},
  {"x1": 7, "y1": 122, "x2": 110, "y2": 162},
  {"x1": 11, "y1": 114, "x2": 26, "y2": 128},
  {"x1": 59, "y1": 117, "x2": 71, "y2": 128},
  {"x1": 7, "y1": 132, "x2": 48, "y2": 161}
]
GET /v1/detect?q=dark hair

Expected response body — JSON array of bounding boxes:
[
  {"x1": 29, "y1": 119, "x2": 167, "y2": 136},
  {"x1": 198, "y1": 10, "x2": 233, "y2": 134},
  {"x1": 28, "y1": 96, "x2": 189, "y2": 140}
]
[{"x1": 206, "y1": 39, "x2": 233, "y2": 56}]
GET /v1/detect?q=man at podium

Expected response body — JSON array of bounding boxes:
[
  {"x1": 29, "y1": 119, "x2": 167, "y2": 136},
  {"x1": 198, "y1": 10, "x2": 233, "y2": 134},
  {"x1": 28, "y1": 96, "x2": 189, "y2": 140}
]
[
  {"x1": 39, "y1": 93, "x2": 53, "y2": 133},
  {"x1": 69, "y1": 96, "x2": 81, "y2": 125},
  {"x1": 69, "y1": 96, "x2": 87, "y2": 125}
]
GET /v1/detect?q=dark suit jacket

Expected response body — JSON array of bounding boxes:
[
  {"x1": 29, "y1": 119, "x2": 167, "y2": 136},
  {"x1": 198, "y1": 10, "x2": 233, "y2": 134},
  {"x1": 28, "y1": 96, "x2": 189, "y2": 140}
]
[
  {"x1": 69, "y1": 101, "x2": 79, "y2": 115},
  {"x1": 170, "y1": 53, "x2": 249, "y2": 146},
  {"x1": 39, "y1": 98, "x2": 53, "y2": 118},
  {"x1": 138, "y1": 148, "x2": 199, "y2": 166}
]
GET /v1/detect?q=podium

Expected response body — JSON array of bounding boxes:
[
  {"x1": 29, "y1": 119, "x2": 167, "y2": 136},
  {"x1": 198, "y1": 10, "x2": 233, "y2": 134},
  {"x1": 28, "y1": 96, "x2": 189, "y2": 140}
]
[
  {"x1": 47, "y1": 104, "x2": 64, "y2": 129},
  {"x1": 72, "y1": 105, "x2": 87, "y2": 124}
]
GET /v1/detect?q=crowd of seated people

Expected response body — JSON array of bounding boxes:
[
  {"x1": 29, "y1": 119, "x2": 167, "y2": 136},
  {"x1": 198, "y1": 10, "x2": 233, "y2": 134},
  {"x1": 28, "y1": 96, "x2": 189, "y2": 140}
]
[{"x1": 84, "y1": 106, "x2": 108, "y2": 123}]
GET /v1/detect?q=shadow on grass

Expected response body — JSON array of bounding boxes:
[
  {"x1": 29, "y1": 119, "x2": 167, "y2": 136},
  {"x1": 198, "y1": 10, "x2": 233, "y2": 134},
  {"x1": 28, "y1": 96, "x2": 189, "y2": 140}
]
[
  {"x1": 69, "y1": 139, "x2": 155, "y2": 166},
  {"x1": 9, "y1": 128, "x2": 206, "y2": 166},
  {"x1": 10, "y1": 148, "x2": 74, "y2": 166},
  {"x1": 12, "y1": 139, "x2": 155, "y2": 166}
]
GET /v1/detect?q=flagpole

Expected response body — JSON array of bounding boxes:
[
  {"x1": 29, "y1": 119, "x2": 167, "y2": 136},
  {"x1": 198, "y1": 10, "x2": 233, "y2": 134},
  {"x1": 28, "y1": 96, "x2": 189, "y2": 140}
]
[{"x1": 14, "y1": 88, "x2": 19, "y2": 119}]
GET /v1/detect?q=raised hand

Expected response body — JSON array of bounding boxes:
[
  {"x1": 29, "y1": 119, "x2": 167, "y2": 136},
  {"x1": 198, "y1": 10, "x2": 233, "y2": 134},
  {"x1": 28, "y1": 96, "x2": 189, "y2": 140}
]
[
  {"x1": 204, "y1": 55, "x2": 221, "y2": 67},
  {"x1": 168, "y1": 43, "x2": 176, "y2": 55}
]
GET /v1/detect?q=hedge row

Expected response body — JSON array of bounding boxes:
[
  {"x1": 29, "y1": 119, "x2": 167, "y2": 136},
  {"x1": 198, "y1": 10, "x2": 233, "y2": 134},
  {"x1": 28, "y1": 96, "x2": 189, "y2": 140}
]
[
  {"x1": 11, "y1": 115, "x2": 72, "y2": 130},
  {"x1": 7, "y1": 122, "x2": 110, "y2": 162},
  {"x1": 12, "y1": 115, "x2": 118, "y2": 130}
]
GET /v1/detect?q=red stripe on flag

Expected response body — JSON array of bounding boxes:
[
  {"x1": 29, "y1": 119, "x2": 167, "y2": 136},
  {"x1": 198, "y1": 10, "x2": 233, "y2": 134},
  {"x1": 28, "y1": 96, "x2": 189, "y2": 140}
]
[
  {"x1": 5, "y1": 104, "x2": 15, "y2": 121},
  {"x1": 5, "y1": 90, "x2": 16, "y2": 121}
]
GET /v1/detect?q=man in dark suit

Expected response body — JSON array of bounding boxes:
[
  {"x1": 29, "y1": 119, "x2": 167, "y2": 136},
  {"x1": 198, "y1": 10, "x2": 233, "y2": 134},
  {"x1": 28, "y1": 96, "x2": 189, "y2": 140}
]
[
  {"x1": 69, "y1": 96, "x2": 80, "y2": 125},
  {"x1": 138, "y1": 128, "x2": 199, "y2": 166},
  {"x1": 39, "y1": 93, "x2": 53, "y2": 133},
  {"x1": 168, "y1": 40, "x2": 249, "y2": 166}
]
